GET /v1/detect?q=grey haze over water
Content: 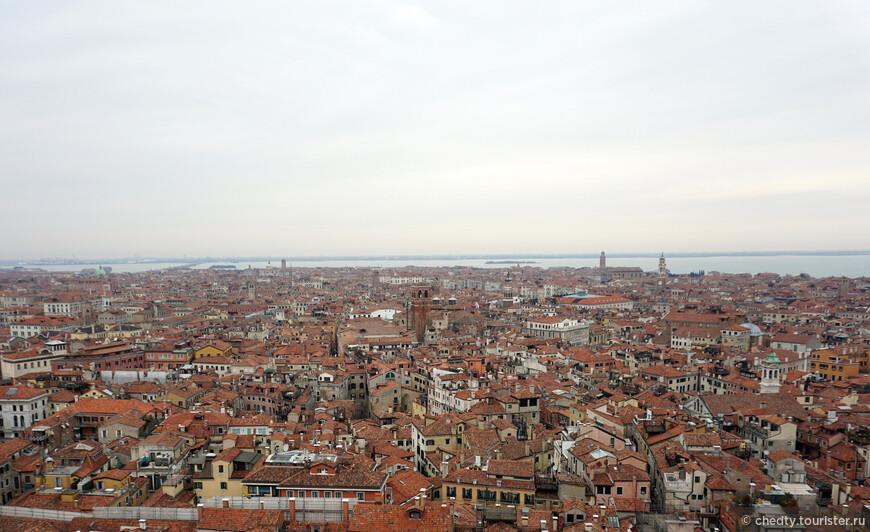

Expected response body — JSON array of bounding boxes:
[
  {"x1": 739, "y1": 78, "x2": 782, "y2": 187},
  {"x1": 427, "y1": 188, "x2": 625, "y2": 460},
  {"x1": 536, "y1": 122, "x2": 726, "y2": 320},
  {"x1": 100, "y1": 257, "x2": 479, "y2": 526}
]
[{"x1": 13, "y1": 254, "x2": 870, "y2": 278}]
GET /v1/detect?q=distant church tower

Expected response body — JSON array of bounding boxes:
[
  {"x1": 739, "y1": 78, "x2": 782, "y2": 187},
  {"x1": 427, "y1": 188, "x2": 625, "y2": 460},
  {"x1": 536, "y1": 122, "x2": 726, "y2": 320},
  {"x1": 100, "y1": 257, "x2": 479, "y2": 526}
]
[
  {"x1": 760, "y1": 352, "x2": 782, "y2": 394},
  {"x1": 837, "y1": 278, "x2": 849, "y2": 299},
  {"x1": 247, "y1": 279, "x2": 256, "y2": 300},
  {"x1": 600, "y1": 251, "x2": 606, "y2": 269},
  {"x1": 658, "y1": 253, "x2": 668, "y2": 277},
  {"x1": 408, "y1": 284, "x2": 432, "y2": 343},
  {"x1": 502, "y1": 271, "x2": 514, "y2": 301}
]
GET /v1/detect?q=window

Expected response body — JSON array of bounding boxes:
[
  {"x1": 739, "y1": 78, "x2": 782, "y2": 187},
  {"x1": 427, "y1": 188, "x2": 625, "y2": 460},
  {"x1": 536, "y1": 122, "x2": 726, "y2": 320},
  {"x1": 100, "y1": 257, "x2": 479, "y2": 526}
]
[
  {"x1": 334, "y1": 491, "x2": 341, "y2": 498},
  {"x1": 220, "y1": 482, "x2": 227, "y2": 490},
  {"x1": 357, "y1": 492, "x2": 365, "y2": 501},
  {"x1": 462, "y1": 488, "x2": 472, "y2": 500},
  {"x1": 218, "y1": 465, "x2": 224, "y2": 473},
  {"x1": 446, "y1": 486, "x2": 456, "y2": 498},
  {"x1": 311, "y1": 491, "x2": 319, "y2": 498},
  {"x1": 500, "y1": 491, "x2": 519, "y2": 504},
  {"x1": 616, "y1": 486, "x2": 623, "y2": 496}
]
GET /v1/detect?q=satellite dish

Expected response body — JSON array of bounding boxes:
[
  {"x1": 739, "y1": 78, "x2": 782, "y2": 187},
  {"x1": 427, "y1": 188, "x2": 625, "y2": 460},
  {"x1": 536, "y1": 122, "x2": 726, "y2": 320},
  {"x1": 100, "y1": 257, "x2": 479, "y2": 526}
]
[{"x1": 282, "y1": 443, "x2": 289, "y2": 452}]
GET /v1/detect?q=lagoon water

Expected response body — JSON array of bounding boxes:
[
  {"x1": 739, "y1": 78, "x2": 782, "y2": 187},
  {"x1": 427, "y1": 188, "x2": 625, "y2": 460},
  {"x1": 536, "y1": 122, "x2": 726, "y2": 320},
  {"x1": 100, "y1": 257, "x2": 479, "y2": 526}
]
[{"x1": 14, "y1": 254, "x2": 870, "y2": 278}]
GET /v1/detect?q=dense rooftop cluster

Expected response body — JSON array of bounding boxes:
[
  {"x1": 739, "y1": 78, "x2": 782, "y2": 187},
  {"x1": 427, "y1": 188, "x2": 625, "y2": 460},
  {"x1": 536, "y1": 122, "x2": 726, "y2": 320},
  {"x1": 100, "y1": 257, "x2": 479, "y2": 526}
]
[{"x1": 0, "y1": 261, "x2": 868, "y2": 531}]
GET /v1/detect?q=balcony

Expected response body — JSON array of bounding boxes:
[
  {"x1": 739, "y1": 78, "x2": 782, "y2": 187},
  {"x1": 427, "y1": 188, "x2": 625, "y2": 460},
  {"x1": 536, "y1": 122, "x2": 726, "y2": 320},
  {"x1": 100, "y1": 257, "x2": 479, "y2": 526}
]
[
  {"x1": 482, "y1": 505, "x2": 517, "y2": 522},
  {"x1": 735, "y1": 449, "x2": 752, "y2": 460}
]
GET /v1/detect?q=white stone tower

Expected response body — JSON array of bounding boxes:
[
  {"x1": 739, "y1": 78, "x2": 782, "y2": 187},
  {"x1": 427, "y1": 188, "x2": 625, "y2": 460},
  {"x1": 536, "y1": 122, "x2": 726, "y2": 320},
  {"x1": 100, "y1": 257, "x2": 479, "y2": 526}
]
[
  {"x1": 658, "y1": 253, "x2": 668, "y2": 277},
  {"x1": 760, "y1": 351, "x2": 782, "y2": 394}
]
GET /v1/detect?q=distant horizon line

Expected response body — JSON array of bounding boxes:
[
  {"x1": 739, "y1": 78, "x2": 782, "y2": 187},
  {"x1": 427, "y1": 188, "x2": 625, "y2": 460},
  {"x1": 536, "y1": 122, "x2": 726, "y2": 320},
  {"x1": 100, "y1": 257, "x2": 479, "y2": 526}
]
[{"x1": 4, "y1": 249, "x2": 870, "y2": 265}]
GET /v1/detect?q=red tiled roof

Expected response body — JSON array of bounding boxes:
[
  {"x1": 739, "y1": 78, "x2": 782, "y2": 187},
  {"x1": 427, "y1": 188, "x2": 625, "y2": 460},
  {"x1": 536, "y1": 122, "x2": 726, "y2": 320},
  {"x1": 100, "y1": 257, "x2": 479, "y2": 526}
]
[
  {"x1": 197, "y1": 507, "x2": 283, "y2": 532},
  {"x1": 349, "y1": 503, "x2": 452, "y2": 532}
]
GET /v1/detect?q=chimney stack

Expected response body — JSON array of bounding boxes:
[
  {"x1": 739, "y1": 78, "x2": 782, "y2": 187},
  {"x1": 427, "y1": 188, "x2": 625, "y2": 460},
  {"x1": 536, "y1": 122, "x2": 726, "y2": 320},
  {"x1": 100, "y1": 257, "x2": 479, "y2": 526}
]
[
  {"x1": 417, "y1": 488, "x2": 426, "y2": 507},
  {"x1": 222, "y1": 498, "x2": 229, "y2": 508},
  {"x1": 139, "y1": 519, "x2": 146, "y2": 530}
]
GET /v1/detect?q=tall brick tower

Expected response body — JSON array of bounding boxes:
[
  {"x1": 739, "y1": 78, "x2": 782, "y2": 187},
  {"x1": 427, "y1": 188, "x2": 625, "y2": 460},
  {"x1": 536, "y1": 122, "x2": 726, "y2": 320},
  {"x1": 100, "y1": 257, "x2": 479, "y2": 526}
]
[
  {"x1": 247, "y1": 279, "x2": 256, "y2": 300},
  {"x1": 838, "y1": 278, "x2": 849, "y2": 300},
  {"x1": 408, "y1": 284, "x2": 432, "y2": 343}
]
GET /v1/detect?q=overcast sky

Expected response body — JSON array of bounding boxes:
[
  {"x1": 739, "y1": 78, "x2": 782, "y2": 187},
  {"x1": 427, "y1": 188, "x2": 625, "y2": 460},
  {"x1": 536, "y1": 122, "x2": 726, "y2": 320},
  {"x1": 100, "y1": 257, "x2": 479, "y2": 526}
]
[{"x1": 1, "y1": 1, "x2": 868, "y2": 260}]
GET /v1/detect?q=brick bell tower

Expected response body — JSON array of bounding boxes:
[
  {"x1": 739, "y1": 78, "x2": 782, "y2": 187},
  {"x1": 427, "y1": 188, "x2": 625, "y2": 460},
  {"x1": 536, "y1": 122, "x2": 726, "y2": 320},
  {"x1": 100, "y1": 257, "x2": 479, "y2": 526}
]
[{"x1": 408, "y1": 284, "x2": 432, "y2": 343}]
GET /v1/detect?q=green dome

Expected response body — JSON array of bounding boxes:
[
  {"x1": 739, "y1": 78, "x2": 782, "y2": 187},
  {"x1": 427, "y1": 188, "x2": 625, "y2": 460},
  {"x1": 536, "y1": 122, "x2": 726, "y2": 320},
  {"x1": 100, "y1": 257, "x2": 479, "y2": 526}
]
[{"x1": 762, "y1": 351, "x2": 780, "y2": 364}]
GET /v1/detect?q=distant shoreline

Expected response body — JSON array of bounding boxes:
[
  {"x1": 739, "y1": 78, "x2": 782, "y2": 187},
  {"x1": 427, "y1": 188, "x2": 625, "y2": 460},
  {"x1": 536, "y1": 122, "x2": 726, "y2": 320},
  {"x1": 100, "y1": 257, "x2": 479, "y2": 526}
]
[{"x1": 4, "y1": 249, "x2": 870, "y2": 266}]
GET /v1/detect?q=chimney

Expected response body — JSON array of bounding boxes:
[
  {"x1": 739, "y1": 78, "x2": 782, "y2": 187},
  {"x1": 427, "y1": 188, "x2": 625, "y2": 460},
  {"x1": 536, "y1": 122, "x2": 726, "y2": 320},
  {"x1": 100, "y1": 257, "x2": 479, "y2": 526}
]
[
  {"x1": 222, "y1": 498, "x2": 229, "y2": 508},
  {"x1": 342, "y1": 498, "x2": 349, "y2": 522},
  {"x1": 585, "y1": 524, "x2": 593, "y2": 532},
  {"x1": 417, "y1": 488, "x2": 426, "y2": 507},
  {"x1": 138, "y1": 519, "x2": 146, "y2": 530},
  {"x1": 288, "y1": 498, "x2": 296, "y2": 522},
  {"x1": 441, "y1": 461, "x2": 449, "y2": 478},
  {"x1": 540, "y1": 520, "x2": 547, "y2": 531}
]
